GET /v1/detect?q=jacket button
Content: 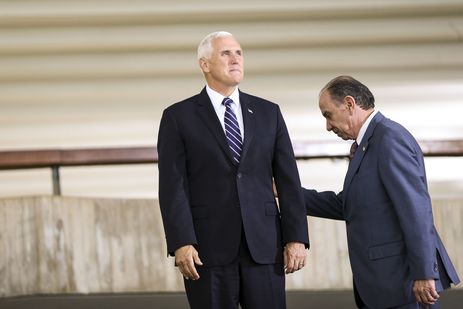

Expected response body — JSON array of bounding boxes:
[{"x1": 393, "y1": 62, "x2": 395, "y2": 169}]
[
  {"x1": 237, "y1": 173, "x2": 242, "y2": 178},
  {"x1": 433, "y1": 262, "x2": 438, "y2": 272}
]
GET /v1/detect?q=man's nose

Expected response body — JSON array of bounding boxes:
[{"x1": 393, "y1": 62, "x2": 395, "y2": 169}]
[
  {"x1": 326, "y1": 121, "x2": 332, "y2": 131},
  {"x1": 230, "y1": 53, "x2": 240, "y2": 63}
]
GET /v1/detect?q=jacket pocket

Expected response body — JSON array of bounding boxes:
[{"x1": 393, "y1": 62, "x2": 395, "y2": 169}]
[
  {"x1": 191, "y1": 205, "x2": 208, "y2": 219},
  {"x1": 368, "y1": 240, "x2": 405, "y2": 260}
]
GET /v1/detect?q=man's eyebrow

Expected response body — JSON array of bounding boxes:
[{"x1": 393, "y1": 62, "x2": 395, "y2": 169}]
[{"x1": 220, "y1": 48, "x2": 242, "y2": 53}]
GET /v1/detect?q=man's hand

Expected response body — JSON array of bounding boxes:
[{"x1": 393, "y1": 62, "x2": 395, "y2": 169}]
[
  {"x1": 175, "y1": 245, "x2": 203, "y2": 280},
  {"x1": 413, "y1": 279, "x2": 439, "y2": 305},
  {"x1": 284, "y1": 242, "x2": 306, "y2": 274}
]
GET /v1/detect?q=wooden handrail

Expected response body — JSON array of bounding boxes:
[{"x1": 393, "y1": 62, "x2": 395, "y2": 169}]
[
  {"x1": 0, "y1": 140, "x2": 462, "y2": 195},
  {"x1": 293, "y1": 139, "x2": 463, "y2": 159},
  {"x1": 0, "y1": 146, "x2": 157, "y2": 170},
  {"x1": 0, "y1": 140, "x2": 462, "y2": 170}
]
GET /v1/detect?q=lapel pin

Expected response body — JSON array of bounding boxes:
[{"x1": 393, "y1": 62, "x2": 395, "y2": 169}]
[
  {"x1": 362, "y1": 142, "x2": 368, "y2": 152},
  {"x1": 248, "y1": 108, "x2": 253, "y2": 114}
]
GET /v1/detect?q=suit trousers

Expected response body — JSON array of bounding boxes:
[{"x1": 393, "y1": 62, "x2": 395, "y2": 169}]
[{"x1": 184, "y1": 234, "x2": 286, "y2": 309}]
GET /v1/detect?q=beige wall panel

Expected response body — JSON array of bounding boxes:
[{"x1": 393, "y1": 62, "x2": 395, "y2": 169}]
[{"x1": 0, "y1": 196, "x2": 461, "y2": 297}]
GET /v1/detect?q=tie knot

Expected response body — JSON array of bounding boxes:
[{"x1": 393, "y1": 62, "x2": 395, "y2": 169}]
[{"x1": 222, "y1": 97, "x2": 233, "y2": 107}]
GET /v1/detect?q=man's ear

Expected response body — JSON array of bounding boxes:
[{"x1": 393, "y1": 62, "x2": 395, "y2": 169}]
[
  {"x1": 344, "y1": 95, "x2": 356, "y2": 114},
  {"x1": 199, "y1": 58, "x2": 209, "y2": 73}
]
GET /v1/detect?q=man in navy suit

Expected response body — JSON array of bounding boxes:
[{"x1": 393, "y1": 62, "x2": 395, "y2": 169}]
[
  {"x1": 157, "y1": 31, "x2": 309, "y2": 309},
  {"x1": 302, "y1": 76, "x2": 460, "y2": 308}
]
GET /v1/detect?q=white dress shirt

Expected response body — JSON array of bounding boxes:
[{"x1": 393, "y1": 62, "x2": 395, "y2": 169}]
[
  {"x1": 206, "y1": 86, "x2": 245, "y2": 141},
  {"x1": 356, "y1": 110, "x2": 378, "y2": 145}
]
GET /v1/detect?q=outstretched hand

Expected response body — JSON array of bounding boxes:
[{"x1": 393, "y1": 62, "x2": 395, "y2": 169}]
[{"x1": 272, "y1": 181, "x2": 278, "y2": 198}]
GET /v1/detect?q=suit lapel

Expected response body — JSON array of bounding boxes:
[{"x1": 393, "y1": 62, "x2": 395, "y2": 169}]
[
  {"x1": 195, "y1": 88, "x2": 236, "y2": 165},
  {"x1": 342, "y1": 112, "x2": 385, "y2": 205},
  {"x1": 239, "y1": 92, "x2": 255, "y2": 164}
]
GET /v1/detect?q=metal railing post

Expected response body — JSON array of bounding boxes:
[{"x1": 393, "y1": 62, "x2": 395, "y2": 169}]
[{"x1": 51, "y1": 166, "x2": 61, "y2": 196}]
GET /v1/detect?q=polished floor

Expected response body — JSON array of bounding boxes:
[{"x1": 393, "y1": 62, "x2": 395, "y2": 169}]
[{"x1": 1, "y1": 289, "x2": 462, "y2": 309}]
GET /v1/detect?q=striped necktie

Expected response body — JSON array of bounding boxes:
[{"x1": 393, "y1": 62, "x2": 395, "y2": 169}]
[{"x1": 222, "y1": 97, "x2": 243, "y2": 164}]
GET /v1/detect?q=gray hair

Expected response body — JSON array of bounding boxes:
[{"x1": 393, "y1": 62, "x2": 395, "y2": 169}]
[{"x1": 197, "y1": 31, "x2": 234, "y2": 60}]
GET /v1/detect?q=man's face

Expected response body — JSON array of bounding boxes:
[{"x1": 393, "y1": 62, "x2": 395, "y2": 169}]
[
  {"x1": 319, "y1": 90, "x2": 355, "y2": 140},
  {"x1": 200, "y1": 36, "x2": 244, "y2": 90}
]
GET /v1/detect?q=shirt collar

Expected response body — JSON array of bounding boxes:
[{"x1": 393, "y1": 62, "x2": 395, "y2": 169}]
[
  {"x1": 206, "y1": 85, "x2": 240, "y2": 109},
  {"x1": 357, "y1": 110, "x2": 378, "y2": 145}
]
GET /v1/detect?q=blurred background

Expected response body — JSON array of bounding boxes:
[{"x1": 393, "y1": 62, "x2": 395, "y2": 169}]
[
  {"x1": 1, "y1": 1, "x2": 463, "y2": 308},
  {"x1": 1, "y1": 0, "x2": 462, "y2": 199}
]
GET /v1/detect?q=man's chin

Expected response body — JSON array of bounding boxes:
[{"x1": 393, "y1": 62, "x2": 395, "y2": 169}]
[
  {"x1": 231, "y1": 77, "x2": 243, "y2": 84},
  {"x1": 228, "y1": 79, "x2": 242, "y2": 87}
]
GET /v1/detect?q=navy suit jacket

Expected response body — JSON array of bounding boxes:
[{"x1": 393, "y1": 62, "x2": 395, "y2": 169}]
[
  {"x1": 303, "y1": 112, "x2": 460, "y2": 308},
  {"x1": 158, "y1": 87, "x2": 309, "y2": 267}
]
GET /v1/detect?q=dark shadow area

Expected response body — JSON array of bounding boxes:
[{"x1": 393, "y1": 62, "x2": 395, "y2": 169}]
[{"x1": 0, "y1": 289, "x2": 461, "y2": 309}]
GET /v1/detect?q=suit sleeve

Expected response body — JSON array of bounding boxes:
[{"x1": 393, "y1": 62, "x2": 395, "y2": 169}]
[
  {"x1": 378, "y1": 131, "x2": 438, "y2": 280},
  {"x1": 272, "y1": 106, "x2": 310, "y2": 247},
  {"x1": 157, "y1": 109, "x2": 197, "y2": 255},
  {"x1": 303, "y1": 188, "x2": 344, "y2": 221}
]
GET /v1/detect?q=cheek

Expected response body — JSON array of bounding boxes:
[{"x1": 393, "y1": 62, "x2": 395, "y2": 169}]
[
  {"x1": 333, "y1": 116, "x2": 348, "y2": 129},
  {"x1": 341, "y1": 122, "x2": 352, "y2": 133},
  {"x1": 330, "y1": 119, "x2": 341, "y2": 129}
]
